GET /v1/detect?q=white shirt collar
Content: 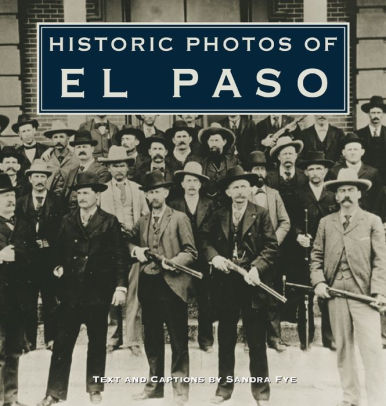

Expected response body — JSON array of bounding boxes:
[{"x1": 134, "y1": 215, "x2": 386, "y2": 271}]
[
  {"x1": 80, "y1": 206, "x2": 98, "y2": 223},
  {"x1": 270, "y1": 116, "x2": 282, "y2": 127},
  {"x1": 232, "y1": 202, "x2": 248, "y2": 217},
  {"x1": 369, "y1": 124, "x2": 381, "y2": 137},
  {"x1": 340, "y1": 209, "x2": 357, "y2": 224},
  {"x1": 346, "y1": 161, "x2": 361, "y2": 173},
  {"x1": 173, "y1": 147, "x2": 191, "y2": 163},
  {"x1": 151, "y1": 205, "x2": 167, "y2": 221},
  {"x1": 229, "y1": 117, "x2": 240, "y2": 128},
  {"x1": 80, "y1": 159, "x2": 94, "y2": 171},
  {"x1": 309, "y1": 182, "x2": 323, "y2": 200},
  {"x1": 279, "y1": 165, "x2": 295, "y2": 178}
]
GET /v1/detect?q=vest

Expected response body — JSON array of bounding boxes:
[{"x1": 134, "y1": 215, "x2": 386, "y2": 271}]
[{"x1": 143, "y1": 219, "x2": 162, "y2": 275}]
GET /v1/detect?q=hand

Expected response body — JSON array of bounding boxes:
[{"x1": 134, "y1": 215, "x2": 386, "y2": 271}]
[
  {"x1": 297, "y1": 234, "x2": 312, "y2": 248},
  {"x1": 161, "y1": 258, "x2": 175, "y2": 271},
  {"x1": 0, "y1": 245, "x2": 15, "y2": 262},
  {"x1": 53, "y1": 265, "x2": 64, "y2": 278},
  {"x1": 133, "y1": 247, "x2": 149, "y2": 263},
  {"x1": 261, "y1": 134, "x2": 276, "y2": 148},
  {"x1": 314, "y1": 282, "x2": 331, "y2": 299},
  {"x1": 370, "y1": 294, "x2": 386, "y2": 310},
  {"x1": 41, "y1": 147, "x2": 53, "y2": 161},
  {"x1": 211, "y1": 255, "x2": 230, "y2": 273},
  {"x1": 244, "y1": 266, "x2": 261, "y2": 286},
  {"x1": 111, "y1": 289, "x2": 126, "y2": 306}
]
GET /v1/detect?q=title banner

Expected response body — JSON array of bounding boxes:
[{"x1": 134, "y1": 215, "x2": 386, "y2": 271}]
[{"x1": 38, "y1": 23, "x2": 349, "y2": 114}]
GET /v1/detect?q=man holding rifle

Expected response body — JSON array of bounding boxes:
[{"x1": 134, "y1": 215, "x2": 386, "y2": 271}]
[
  {"x1": 310, "y1": 168, "x2": 386, "y2": 406},
  {"x1": 128, "y1": 170, "x2": 197, "y2": 406},
  {"x1": 203, "y1": 166, "x2": 278, "y2": 405}
]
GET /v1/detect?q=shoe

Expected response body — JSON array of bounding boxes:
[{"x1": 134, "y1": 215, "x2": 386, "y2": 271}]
[
  {"x1": 132, "y1": 392, "x2": 163, "y2": 401},
  {"x1": 45, "y1": 341, "x2": 54, "y2": 351},
  {"x1": 268, "y1": 342, "x2": 286, "y2": 353},
  {"x1": 129, "y1": 345, "x2": 142, "y2": 356},
  {"x1": 200, "y1": 345, "x2": 214, "y2": 353},
  {"x1": 210, "y1": 395, "x2": 229, "y2": 404},
  {"x1": 107, "y1": 344, "x2": 120, "y2": 353},
  {"x1": 89, "y1": 392, "x2": 102, "y2": 404},
  {"x1": 36, "y1": 395, "x2": 59, "y2": 406},
  {"x1": 300, "y1": 343, "x2": 312, "y2": 351}
]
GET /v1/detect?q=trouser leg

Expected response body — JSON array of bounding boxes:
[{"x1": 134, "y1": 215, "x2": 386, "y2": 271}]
[
  {"x1": 126, "y1": 263, "x2": 142, "y2": 347},
  {"x1": 107, "y1": 304, "x2": 123, "y2": 347},
  {"x1": 194, "y1": 275, "x2": 214, "y2": 349},
  {"x1": 318, "y1": 298, "x2": 335, "y2": 347}
]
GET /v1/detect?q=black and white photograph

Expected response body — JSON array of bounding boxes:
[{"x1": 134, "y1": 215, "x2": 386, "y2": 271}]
[{"x1": 0, "y1": 1, "x2": 385, "y2": 406}]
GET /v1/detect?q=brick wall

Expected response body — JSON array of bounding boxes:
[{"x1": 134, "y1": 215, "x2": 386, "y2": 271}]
[{"x1": 274, "y1": 0, "x2": 304, "y2": 22}]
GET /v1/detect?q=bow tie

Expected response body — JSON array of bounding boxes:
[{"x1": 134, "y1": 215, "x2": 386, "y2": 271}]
[
  {"x1": 0, "y1": 216, "x2": 15, "y2": 226},
  {"x1": 23, "y1": 144, "x2": 36, "y2": 150}
]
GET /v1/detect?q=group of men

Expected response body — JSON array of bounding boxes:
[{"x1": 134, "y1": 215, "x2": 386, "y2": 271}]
[{"x1": 0, "y1": 94, "x2": 385, "y2": 406}]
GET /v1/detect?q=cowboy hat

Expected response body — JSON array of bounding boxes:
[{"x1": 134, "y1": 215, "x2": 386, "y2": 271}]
[
  {"x1": 361, "y1": 95, "x2": 386, "y2": 113},
  {"x1": 12, "y1": 114, "x2": 39, "y2": 133},
  {"x1": 69, "y1": 130, "x2": 98, "y2": 147},
  {"x1": 220, "y1": 165, "x2": 259, "y2": 190},
  {"x1": 43, "y1": 120, "x2": 76, "y2": 138},
  {"x1": 324, "y1": 168, "x2": 372, "y2": 192},
  {"x1": 165, "y1": 120, "x2": 195, "y2": 140},
  {"x1": 0, "y1": 115, "x2": 9, "y2": 134},
  {"x1": 72, "y1": 171, "x2": 108, "y2": 192},
  {"x1": 298, "y1": 151, "x2": 334, "y2": 169},
  {"x1": 198, "y1": 123, "x2": 235, "y2": 151},
  {"x1": 269, "y1": 136, "x2": 303, "y2": 159},
  {"x1": 115, "y1": 126, "x2": 145, "y2": 146},
  {"x1": 25, "y1": 159, "x2": 52, "y2": 176},
  {"x1": 0, "y1": 146, "x2": 22, "y2": 163},
  {"x1": 98, "y1": 146, "x2": 132, "y2": 163},
  {"x1": 174, "y1": 161, "x2": 209, "y2": 183},
  {"x1": 0, "y1": 173, "x2": 16, "y2": 194},
  {"x1": 139, "y1": 170, "x2": 173, "y2": 192}
]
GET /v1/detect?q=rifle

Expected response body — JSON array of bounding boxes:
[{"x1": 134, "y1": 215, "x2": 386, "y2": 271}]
[
  {"x1": 145, "y1": 251, "x2": 203, "y2": 280},
  {"x1": 285, "y1": 282, "x2": 386, "y2": 313},
  {"x1": 221, "y1": 259, "x2": 287, "y2": 304},
  {"x1": 267, "y1": 115, "x2": 306, "y2": 144},
  {"x1": 303, "y1": 209, "x2": 310, "y2": 350}
]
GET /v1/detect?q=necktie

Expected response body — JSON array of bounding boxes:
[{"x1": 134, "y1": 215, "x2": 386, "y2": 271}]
[
  {"x1": 153, "y1": 216, "x2": 160, "y2": 231},
  {"x1": 373, "y1": 129, "x2": 379, "y2": 138},
  {"x1": 284, "y1": 171, "x2": 292, "y2": 180},
  {"x1": 79, "y1": 165, "x2": 85, "y2": 172},
  {"x1": 231, "y1": 122, "x2": 237, "y2": 131},
  {"x1": 57, "y1": 155, "x2": 64, "y2": 163},
  {"x1": 36, "y1": 196, "x2": 44, "y2": 210},
  {"x1": 273, "y1": 117, "x2": 280, "y2": 130},
  {"x1": 343, "y1": 215, "x2": 351, "y2": 230},
  {"x1": 233, "y1": 211, "x2": 242, "y2": 226},
  {"x1": 117, "y1": 182, "x2": 127, "y2": 204}
]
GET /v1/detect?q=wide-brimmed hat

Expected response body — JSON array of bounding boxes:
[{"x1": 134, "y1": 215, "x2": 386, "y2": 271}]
[
  {"x1": 174, "y1": 161, "x2": 209, "y2": 183},
  {"x1": 43, "y1": 120, "x2": 76, "y2": 138},
  {"x1": 298, "y1": 151, "x2": 334, "y2": 169},
  {"x1": 144, "y1": 135, "x2": 168, "y2": 151},
  {"x1": 98, "y1": 146, "x2": 132, "y2": 163},
  {"x1": 269, "y1": 136, "x2": 303, "y2": 159},
  {"x1": 0, "y1": 173, "x2": 16, "y2": 194},
  {"x1": 12, "y1": 114, "x2": 39, "y2": 133},
  {"x1": 247, "y1": 151, "x2": 267, "y2": 170},
  {"x1": 69, "y1": 130, "x2": 98, "y2": 147},
  {"x1": 115, "y1": 126, "x2": 145, "y2": 146},
  {"x1": 324, "y1": 168, "x2": 372, "y2": 192},
  {"x1": 341, "y1": 132, "x2": 365, "y2": 149},
  {"x1": 361, "y1": 95, "x2": 386, "y2": 113},
  {"x1": 220, "y1": 165, "x2": 259, "y2": 190},
  {"x1": 165, "y1": 120, "x2": 195, "y2": 140},
  {"x1": 139, "y1": 170, "x2": 173, "y2": 192},
  {"x1": 198, "y1": 123, "x2": 235, "y2": 151},
  {"x1": 25, "y1": 159, "x2": 52, "y2": 176},
  {"x1": 72, "y1": 171, "x2": 108, "y2": 192},
  {"x1": 0, "y1": 115, "x2": 9, "y2": 134},
  {"x1": 0, "y1": 146, "x2": 22, "y2": 163}
]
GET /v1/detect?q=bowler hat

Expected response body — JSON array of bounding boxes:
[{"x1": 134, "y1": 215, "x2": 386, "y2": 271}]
[
  {"x1": 43, "y1": 120, "x2": 76, "y2": 138},
  {"x1": 165, "y1": 120, "x2": 195, "y2": 140},
  {"x1": 174, "y1": 161, "x2": 209, "y2": 183},
  {"x1": 12, "y1": 114, "x2": 39, "y2": 133},
  {"x1": 198, "y1": 123, "x2": 235, "y2": 151},
  {"x1": 298, "y1": 151, "x2": 334, "y2": 169},
  {"x1": 139, "y1": 170, "x2": 173, "y2": 192},
  {"x1": 361, "y1": 95, "x2": 386, "y2": 113},
  {"x1": 220, "y1": 165, "x2": 259, "y2": 190},
  {"x1": 72, "y1": 171, "x2": 108, "y2": 192},
  {"x1": 98, "y1": 146, "x2": 132, "y2": 163},
  {"x1": 25, "y1": 159, "x2": 52, "y2": 176},
  {"x1": 144, "y1": 135, "x2": 168, "y2": 151},
  {"x1": 0, "y1": 146, "x2": 22, "y2": 163},
  {"x1": 247, "y1": 151, "x2": 267, "y2": 170},
  {"x1": 324, "y1": 168, "x2": 371, "y2": 192},
  {"x1": 341, "y1": 132, "x2": 365, "y2": 149},
  {"x1": 0, "y1": 115, "x2": 9, "y2": 134},
  {"x1": 0, "y1": 173, "x2": 15, "y2": 194},
  {"x1": 69, "y1": 130, "x2": 98, "y2": 147},
  {"x1": 269, "y1": 136, "x2": 303, "y2": 159},
  {"x1": 115, "y1": 127, "x2": 145, "y2": 146}
]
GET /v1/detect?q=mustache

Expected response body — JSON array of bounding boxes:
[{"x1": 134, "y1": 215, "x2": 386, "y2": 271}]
[
  {"x1": 153, "y1": 154, "x2": 164, "y2": 160},
  {"x1": 54, "y1": 142, "x2": 66, "y2": 148},
  {"x1": 78, "y1": 151, "x2": 87, "y2": 156},
  {"x1": 177, "y1": 141, "x2": 188, "y2": 146},
  {"x1": 6, "y1": 202, "x2": 15, "y2": 208},
  {"x1": 256, "y1": 177, "x2": 265, "y2": 187},
  {"x1": 341, "y1": 196, "x2": 353, "y2": 203},
  {"x1": 35, "y1": 183, "x2": 45, "y2": 187},
  {"x1": 4, "y1": 168, "x2": 17, "y2": 172}
]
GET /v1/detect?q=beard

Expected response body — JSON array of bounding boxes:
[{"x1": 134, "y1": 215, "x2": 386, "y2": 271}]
[{"x1": 256, "y1": 176, "x2": 265, "y2": 188}]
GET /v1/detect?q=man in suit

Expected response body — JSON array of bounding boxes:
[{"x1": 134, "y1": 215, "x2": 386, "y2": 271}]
[
  {"x1": 79, "y1": 115, "x2": 119, "y2": 158},
  {"x1": 295, "y1": 151, "x2": 337, "y2": 350},
  {"x1": 0, "y1": 173, "x2": 33, "y2": 406},
  {"x1": 248, "y1": 151, "x2": 290, "y2": 352},
  {"x1": 37, "y1": 172, "x2": 128, "y2": 406},
  {"x1": 0, "y1": 147, "x2": 28, "y2": 198},
  {"x1": 329, "y1": 133, "x2": 382, "y2": 215},
  {"x1": 298, "y1": 115, "x2": 345, "y2": 163},
  {"x1": 311, "y1": 168, "x2": 386, "y2": 406},
  {"x1": 12, "y1": 114, "x2": 48, "y2": 174},
  {"x1": 265, "y1": 136, "x2": 307, "y2": 325},
  {"x1": 192, "y1": 123, "x2": 238, "y2": 200},
  {"x1": 135, "y1": 115, "x2": 164, "y2": 139},
  {"x1": 219, "y1": 115, "x2": 256, "y2": 165},
  {"x1": 99, "y1": 146, "x2": 149, "y2": 355},
  {"x1": 356, "y1": 95, "x2": 386, "y2": 183},
  {"x1": 41, "y1": 120, "x2": 78, "y2": 197},
  {"x1": 169, "y1": 162, "x2": 215, "y2": 352},
  {"x1": 202, "y1": 166, "x2": 277, "y2": 405},
  {"x1": 62, "y1": 130, "x2": 110, "y2": 211},
  {"x1": 128, "y1": 170, "x2": 197, "y2": 406},
  {"x1": 178, "y1": 115, "x2": 202, "y2": 154},
  {"x1": 16, "y1": 160, "x2": 64, "y2": 351}
]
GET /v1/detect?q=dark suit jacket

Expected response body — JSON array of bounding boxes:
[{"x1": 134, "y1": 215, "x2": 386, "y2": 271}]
[
  {"x1": 298, "y1": 124, "x2": 345, "y2": 162},
  {"x1": 129, "y1": 205, "x2": 197, "y2": 303},
  {"x1": 16, "y1": 143, "x2": 49, "y2": 174},
  {"x1": 55, "y1": 207, "x2": 128, "y2": 307},
  {"x1": 202, "y1": 201, "x2": 278, "y2": 308},
  {"x1": 329, "y1": 162, "x2": 382, "y2": 215}
]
